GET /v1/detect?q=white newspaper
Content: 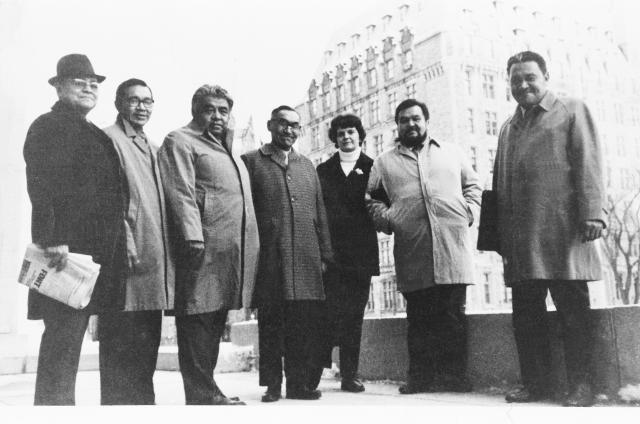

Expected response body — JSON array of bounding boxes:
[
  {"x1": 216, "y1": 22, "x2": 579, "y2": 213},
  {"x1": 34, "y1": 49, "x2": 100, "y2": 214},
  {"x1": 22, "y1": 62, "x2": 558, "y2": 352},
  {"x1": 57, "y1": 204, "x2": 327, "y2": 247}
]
[{"x1": 17, "y1": 244, "x2": 101, "y2": 309}]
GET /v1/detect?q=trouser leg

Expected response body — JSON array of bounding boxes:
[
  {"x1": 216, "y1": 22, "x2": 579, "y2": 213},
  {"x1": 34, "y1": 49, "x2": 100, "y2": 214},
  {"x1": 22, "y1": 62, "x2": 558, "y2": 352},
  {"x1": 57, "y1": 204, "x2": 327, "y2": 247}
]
[
  {"x1": 433, "y1": 285, "x2": 468, "y2": 380},
  {"x1": 338, "y1": 311, "x2": 365, "y2": 380},
  {"x1": 511, "y1": 282, "x2": 553, "y2": 393},
  {"x1": 548, "y1": 281, "x2": 593, "y2": 389},
  {"x1": 34, "y1": 301, "x2": 90, "y2": 405},
  {"x1": 283, "y1": 301, "x2": 324, "y2": 391},
  {"x1": 176, "y1": 310, "x2": 227, "y2": 404},
  {"x1": 98, "y1": 310, "x2": 162, "y2": 405},
  {"x1": 402, "y1": 289, "x2": 435, "y2": 383},
  {"x1": 258, "y1": 305, "x2": 284, "y2": 389}
]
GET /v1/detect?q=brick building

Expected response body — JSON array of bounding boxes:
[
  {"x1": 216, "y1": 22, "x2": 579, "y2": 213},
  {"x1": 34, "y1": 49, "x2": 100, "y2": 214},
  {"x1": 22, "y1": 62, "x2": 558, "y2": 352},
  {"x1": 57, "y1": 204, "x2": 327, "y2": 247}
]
[{"x1": 295, "y1": 0, "x2": 640, "y2": 315}]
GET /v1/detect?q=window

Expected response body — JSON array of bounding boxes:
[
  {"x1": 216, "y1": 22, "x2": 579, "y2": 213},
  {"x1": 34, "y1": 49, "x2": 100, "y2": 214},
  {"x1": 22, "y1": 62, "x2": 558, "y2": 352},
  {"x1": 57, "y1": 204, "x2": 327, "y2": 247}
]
[
  {"x1": 488, "y1": 148, "x2": 496, "y2": 172},
  {"x1": 387, "y1": 92, "x2": 397, "y2": 117},
  {"x1": 352, "y1": 102, "x2": 363, "y2": 119},
  {"x1": 403, "y1": 50, "x2": 413, "y2": 70},
  {"x1": 614, "y1": 103, "x2": 624, "y2": 124},
  {"x1": 470, "y1": 146, "x2": 478, "y2": 171},
  {"x1": 485, "y1": 111, "x2": 498, "y2": 136},
  {"x1": 467, "y1": 108, "x2": 475, "y2": 133},
  {"x1": 369, "y1": 96, "x2": 380, "y2": 124},
  {"x1": 351, "y1": 75, "x2": 361, "y2": 97},
  {"x1": 311, "y1": 126, "x2": 320, "y2": 149},
  {"x1": 321, "y1": 93, "x2": 330, "y2": 112},
  {"x1": 374, "y1": 134, "x2": 384, "y2": 156},
  {"x1": 464, "y1": 69, "x2": 473, "y2": 95},
  {"x1": 336, "y1": 84, "x2": 345, "y2": 105},
  {"x1": 385, "y1": 59, "x2": 394, "y2": 80},
  {"x1": 503, "y1": 286, "x2": 512, "y2": 303},
  {"x1": 482, "y1": 73, "x2": 495, "y2": 99},
  {"x1": 631, "y1": 107, "x2": 640, "y2": 127},
  {"x1": 483, "y1": 273, "x2": 491, "y2": 304},
  {"x1": 406, "y1": 83, "x2": 416, "y2": 99},
  {"x1": 366, "y1": 283, "x2": 376, "y2": 312},
  {"x1": 367, "y1": 68, "x2": 378, "y2": 88},
  {"x1": 309, "y1": 99, "x2": 318, "y2": 118}
]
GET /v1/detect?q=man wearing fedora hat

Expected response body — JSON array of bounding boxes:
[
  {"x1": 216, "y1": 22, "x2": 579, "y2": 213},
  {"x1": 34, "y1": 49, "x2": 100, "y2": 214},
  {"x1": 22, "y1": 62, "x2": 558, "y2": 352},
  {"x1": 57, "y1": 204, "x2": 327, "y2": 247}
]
[{"x1": 23, "y1": 53, "x2": 128, "y2": 405}]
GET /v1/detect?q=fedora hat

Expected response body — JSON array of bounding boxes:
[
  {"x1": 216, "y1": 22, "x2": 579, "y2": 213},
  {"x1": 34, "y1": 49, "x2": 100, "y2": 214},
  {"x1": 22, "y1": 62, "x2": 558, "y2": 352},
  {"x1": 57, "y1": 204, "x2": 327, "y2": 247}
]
[{"x1": 48, "y1": 54, "x2": 106, "y2": 86}]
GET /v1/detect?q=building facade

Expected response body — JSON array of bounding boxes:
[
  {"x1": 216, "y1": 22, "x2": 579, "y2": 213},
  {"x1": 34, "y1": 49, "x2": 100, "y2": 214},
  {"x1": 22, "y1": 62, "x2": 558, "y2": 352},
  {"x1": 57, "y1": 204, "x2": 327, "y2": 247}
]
[{"x1": 295, "y1": 0, "x2": 640, "y2": 316}]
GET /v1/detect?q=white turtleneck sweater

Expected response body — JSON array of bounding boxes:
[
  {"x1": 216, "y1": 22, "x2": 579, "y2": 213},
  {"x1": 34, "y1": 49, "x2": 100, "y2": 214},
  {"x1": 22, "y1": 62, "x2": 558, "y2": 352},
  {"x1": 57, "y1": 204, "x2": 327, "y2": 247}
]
[{"x1": 338, "y1": 147, "x2": 361, "y2": 176}]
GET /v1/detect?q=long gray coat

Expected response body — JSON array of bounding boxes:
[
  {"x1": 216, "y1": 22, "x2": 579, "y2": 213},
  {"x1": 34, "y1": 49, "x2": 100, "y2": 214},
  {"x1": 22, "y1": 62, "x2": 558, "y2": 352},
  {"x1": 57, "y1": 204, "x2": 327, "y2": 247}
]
[
  {"x1": 103, "y1": 119, "x2": 175, "y2": 311},
  {"x1": 493, "y1": 91, "x2": 606, "y2": 285},
  {"x1": 158, "y1": 122, "x2": 259, "y2": 315},
  {"x1": 366, "y1": 140, "x2": 481, "y2": 293},
  {"x1": 242, "y1": 143, "x2": 333, "y2": 307}
]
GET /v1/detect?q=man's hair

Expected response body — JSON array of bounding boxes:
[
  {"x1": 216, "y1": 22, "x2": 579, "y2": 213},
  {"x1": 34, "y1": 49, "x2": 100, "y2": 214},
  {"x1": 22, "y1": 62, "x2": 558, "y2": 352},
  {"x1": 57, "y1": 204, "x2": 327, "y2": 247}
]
[
  {"x1": 270, "y1": 105, "x2": 297, "y2": 119},
  {"x1": 191, "y1": 84, "x2": 233, "y2": 118},
  {"x1": 507, "y1": 51, "x2": 548, "y2": 75},
  {"x1": 115, "y1": 78, "x2": 152, "y2": 107},
  {"x1": 328, "y1": 114, "x2": 366, "y2": 147},
  {"x1": 395, "y1": 99, "x2": 429, "y2": 123}
]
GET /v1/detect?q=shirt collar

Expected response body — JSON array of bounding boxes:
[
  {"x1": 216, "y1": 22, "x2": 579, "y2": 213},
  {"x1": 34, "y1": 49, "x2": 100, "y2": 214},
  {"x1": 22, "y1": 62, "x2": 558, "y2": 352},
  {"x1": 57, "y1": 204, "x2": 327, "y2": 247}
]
[
  {"x1": 516, "y1": 90, "x2": 556, "y2": 117},
  {"x1": 120, "y1": 116, "x2": 146, "y2": 139}
]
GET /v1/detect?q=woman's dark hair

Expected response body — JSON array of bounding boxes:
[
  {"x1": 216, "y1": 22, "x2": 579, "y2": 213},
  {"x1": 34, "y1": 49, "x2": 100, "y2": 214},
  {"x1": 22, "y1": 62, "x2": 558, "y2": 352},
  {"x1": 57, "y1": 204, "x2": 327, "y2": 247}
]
[{"x1": 328, "y1": 114, "x2": 366, "y2": 147}]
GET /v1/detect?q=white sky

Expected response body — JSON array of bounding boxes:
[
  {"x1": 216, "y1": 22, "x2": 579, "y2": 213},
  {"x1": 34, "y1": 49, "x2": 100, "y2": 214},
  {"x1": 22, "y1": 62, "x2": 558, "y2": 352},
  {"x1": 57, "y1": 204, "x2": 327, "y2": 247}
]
[{"x1": 1, "y1": 0, "x2": 639, "y2": 157}]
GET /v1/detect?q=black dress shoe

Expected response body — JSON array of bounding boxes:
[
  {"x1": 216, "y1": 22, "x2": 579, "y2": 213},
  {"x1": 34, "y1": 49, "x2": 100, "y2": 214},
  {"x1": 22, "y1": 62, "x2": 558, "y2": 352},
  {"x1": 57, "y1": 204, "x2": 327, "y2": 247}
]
[
  {"x1": 505, "y1": 387, "x2": 549, "y2": 403},
  {"x1": 398, "y1": 380, "x2": 434, "y2": 395},
  {"x1": 261, "y1": 386, "x2": 282, "y2": 403},
  {"x1": 211, "y1": 394, "x2": 246, "y2": 405},
  {"x1": 341, "y1": 378, "x2": 365, "y2": 393},
  {"x1": 286, "y1": 388, "x2": 322, "y2": 400},
  {"x1": 563, "y1": 383, "x2": 594, "y2": 407}
]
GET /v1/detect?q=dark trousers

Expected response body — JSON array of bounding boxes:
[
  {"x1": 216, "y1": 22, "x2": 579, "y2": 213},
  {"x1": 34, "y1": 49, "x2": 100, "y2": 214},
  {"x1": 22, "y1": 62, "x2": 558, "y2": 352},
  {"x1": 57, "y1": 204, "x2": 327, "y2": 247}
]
[
  {"x1": 98, "y1": 310, "x2": 162, "y2": 405},
  {"x1": 324, "y1": 269, "x2": 370, "y2": 380},
  {"x1": 176, "y1": 310, "x2": 228, "y2": 404},
  {"x1": 402, "y1": 285, "x2": 468, "y2": 384},
  {"x1": 258, "y1": 301, "x2": 324, "y2": 391},
  {"x1": 511, "y1": 281, "x2": 593, "y2": 393},
  {"x1": 34, "y1": 301, "x2": 90, "y2": 405}
]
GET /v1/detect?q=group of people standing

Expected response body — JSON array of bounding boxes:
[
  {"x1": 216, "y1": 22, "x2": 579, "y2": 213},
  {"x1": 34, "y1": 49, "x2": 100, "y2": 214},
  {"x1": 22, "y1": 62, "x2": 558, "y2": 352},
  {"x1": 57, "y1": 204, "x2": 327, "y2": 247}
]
[{"x1": 23, "y1": 49, "x2": 605, "y2": 408}]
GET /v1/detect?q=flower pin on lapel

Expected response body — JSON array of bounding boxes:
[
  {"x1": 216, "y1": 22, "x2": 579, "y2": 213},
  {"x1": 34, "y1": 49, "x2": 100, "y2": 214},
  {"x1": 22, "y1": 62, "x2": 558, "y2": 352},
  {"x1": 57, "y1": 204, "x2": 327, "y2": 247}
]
[{"x1": 354, "y1": 168, "x2": 364, "y2": 175}]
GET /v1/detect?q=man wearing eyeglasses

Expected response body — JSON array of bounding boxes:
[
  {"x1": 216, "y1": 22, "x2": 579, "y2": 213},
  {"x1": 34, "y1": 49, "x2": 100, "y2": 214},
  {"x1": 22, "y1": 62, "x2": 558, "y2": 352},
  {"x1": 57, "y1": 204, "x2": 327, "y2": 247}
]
[
  {"x1": 96, "y1": 78, "x2": 174, "y2": 404},
  {"x1": 23, "y1": 54, "x2": 127, "y2": 404},
  {"x1": 242, "y1": 106, "x2": 333, "y2": 402},
  {"x1": 158, "y1": 85, "x2": 259, "y2": 405}
]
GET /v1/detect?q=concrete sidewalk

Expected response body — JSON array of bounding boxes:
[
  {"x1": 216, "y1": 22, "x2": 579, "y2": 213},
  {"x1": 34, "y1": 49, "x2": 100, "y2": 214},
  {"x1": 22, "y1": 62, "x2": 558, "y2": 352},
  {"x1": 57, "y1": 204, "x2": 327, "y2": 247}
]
[{"x1": 0, "y1": 370, "x2": 546, "y2": 406}]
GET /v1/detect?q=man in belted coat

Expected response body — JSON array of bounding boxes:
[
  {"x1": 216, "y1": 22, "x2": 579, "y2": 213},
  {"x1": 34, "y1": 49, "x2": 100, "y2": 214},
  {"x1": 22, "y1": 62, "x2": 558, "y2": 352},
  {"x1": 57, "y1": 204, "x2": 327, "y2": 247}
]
[
  {"x1": 493, "y1": 51, "x2": 606, "y2": 407},
  {"x1": 99, "y1": 78, "x2": 175, "y2": 405},
  {"x1": 23, "y1": 54, "x2": 127, "y2": 405},
  {"x1": 366, "y1": 99, "x2": 481, "y2": 395},
  {"x1": 242, "y1": 105, "x2": 334, "y2": 402},
  {"x1": 158, "y1": 85, "x2": 259, "y2": 405}
]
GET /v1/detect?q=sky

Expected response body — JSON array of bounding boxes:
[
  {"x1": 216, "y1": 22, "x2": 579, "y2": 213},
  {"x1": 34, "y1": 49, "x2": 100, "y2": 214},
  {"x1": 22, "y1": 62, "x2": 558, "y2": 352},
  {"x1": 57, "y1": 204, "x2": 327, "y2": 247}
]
[{"x1": 1, "y1": 0, "x2": 639, "y2": 153}]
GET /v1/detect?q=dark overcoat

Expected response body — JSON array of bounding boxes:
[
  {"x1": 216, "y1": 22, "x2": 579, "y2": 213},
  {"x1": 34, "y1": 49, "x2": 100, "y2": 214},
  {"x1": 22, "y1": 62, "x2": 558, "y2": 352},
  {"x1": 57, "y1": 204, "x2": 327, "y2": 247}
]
[
  {"x1": 241, "y1": 143, "x2": 334, "y2": 307},
  {"x1": 158, "y1": 122, "x2": 258, "y2": 315},
  {"x1": 316, "y1": 152, "x2": 379, "y2": 277},
  {"x1": 23, "y1": 101, "x2": 127, "y2": 318},
  {"x1": 493, "y1": 91, "x2": 606, "y2": 285}
]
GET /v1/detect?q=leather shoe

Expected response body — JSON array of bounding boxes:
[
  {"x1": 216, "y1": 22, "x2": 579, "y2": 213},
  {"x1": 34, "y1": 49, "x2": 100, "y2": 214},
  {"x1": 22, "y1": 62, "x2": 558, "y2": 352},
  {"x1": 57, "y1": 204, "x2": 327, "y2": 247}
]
[
  {"x1": 398, "y1": 380, "x2": 434, "y2": 394},
  {"x1": 505, "y1": 387, "x2": 549, "y2": 403},
  {"x1": 211, "y1": 394, "x2": 246, "y2": 405},
  {"x1": 341, "y1": 378, "x2": 365, "y2": 393},
  {"x1": 261, "y1": 386, "x2": 282, "y2": 403},
  {"x1": 286, "y1": 388, "x2": 322, "y2": 400},
  {"x1": 563, "y1": 383, "x2": 594, "y2": 407}
]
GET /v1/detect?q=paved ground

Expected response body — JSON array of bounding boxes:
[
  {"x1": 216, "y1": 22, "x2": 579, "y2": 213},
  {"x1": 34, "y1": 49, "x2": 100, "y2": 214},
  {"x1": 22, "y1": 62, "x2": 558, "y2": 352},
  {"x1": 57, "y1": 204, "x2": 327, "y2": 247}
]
[{"x1": 0, "y1": 369, "x2": 544, "y2": 406}]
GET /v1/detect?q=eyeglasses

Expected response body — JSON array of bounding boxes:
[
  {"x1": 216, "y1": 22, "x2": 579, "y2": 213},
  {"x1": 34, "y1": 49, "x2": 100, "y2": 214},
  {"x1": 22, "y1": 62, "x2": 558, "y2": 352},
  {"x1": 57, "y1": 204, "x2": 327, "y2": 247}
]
[
  {"x1": 69, "y1": 78, "x2": 99, "y2": 91},
  {"x1": 126, "y1": 97, "x2": 155, "y2": 108},
  {"x1": 272, "y1": 118, "x2": 301, "y2": 131}
]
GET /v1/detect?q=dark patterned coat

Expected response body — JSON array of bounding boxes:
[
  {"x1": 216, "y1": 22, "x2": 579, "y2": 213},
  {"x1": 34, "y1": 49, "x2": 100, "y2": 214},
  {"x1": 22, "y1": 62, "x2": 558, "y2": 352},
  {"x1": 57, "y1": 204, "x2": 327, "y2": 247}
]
[
  {"x1": 242, "y1": 143, "x2": 333, "y2": 307},
  {"x1": 316, "y1": 152, "x2": 379, "y2": 277},
  {"x1": 23, "y1": 101, "x2": 127, "y2": 318}
]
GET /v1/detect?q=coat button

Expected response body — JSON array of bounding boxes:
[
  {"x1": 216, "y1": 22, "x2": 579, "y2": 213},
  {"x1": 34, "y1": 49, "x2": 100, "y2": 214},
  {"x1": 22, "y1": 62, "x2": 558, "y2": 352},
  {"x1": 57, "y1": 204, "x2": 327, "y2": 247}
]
[
  {"x1": 287, "y1": 175, "x2": 292, "y2": 181},
  {"x1": 291, "y1": 197, "x2": 295, "y2": 202}
]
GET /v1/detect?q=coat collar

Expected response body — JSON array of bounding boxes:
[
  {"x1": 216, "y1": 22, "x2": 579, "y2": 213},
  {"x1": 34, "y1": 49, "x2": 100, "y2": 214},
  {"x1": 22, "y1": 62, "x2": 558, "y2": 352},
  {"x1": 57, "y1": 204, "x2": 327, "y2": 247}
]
[
  {"x1": 117, "y1": 116, "x2": 149, "y2": 154},
  {"x1": 185, "y1": 120, "x2": 233, "y2": 152},
  {"x1": 396, "y1": 138, "x2": 440, "y2": 159},
  {"x1": 259, "y1": 142, "x2": 300, "y2": 168},
  {"x1": 511, "y1": 90, "x2": 557, "y2": 127}
]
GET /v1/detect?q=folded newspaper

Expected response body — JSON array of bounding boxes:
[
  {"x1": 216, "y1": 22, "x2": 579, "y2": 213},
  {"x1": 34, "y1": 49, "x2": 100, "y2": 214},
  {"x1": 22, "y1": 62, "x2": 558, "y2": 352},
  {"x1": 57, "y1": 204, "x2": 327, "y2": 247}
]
[{"x1": 17, "y1": 244, "x2": 101, "y2": 309}]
